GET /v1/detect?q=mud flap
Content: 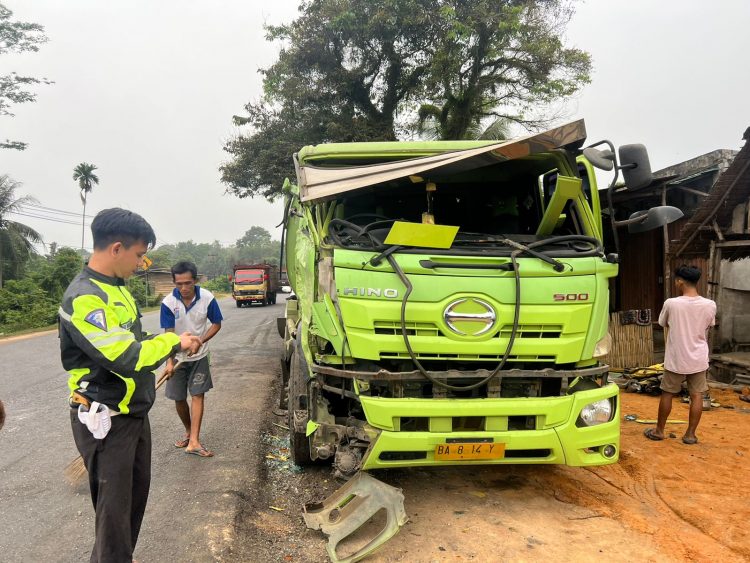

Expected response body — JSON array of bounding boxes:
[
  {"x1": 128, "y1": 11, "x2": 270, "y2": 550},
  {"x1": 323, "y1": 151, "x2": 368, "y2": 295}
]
[{"x1": 302, "y1": 472, "x2": 408, "y2": 563}]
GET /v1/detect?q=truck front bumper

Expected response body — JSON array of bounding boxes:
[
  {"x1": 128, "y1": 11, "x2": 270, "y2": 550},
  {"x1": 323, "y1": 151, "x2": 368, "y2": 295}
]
[{"x1": 358, "y1": 384, "x2": 620, "y2": 469}]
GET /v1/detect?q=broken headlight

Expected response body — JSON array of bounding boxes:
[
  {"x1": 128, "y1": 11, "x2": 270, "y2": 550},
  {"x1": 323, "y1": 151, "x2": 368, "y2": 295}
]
[{"x1": 577, "y1": 398, "x2": 614, "y2": 427}]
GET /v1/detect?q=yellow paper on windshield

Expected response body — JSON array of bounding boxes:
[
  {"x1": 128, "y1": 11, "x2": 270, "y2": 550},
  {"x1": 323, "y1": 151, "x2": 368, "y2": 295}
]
[{"x1": 384, "y1": 221, "x2": 459, "y2": 249}]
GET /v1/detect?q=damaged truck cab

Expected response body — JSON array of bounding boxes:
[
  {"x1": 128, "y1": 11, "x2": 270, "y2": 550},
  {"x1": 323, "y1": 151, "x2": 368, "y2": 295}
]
[{"x1": 279, "y1": 120, "x2": 663, "y2": 478}]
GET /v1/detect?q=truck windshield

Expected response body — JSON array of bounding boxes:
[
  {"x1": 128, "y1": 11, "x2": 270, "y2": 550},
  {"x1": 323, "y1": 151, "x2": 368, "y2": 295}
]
[
  {"x1": 235, "y1": 270, "x2": 263, "y2": 284},
  {"x1": 326, "y1": 157, "x2": 596, "y2": 256}
]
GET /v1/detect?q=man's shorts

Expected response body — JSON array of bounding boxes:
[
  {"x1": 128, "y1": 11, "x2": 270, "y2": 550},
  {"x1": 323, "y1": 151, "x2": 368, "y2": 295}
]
[
  {"x1": 660, "y1": 369, "x2": 708, "y2": 395},
  {"x1": 165, "y1": 356, "x2": 213, "y2": 401}
]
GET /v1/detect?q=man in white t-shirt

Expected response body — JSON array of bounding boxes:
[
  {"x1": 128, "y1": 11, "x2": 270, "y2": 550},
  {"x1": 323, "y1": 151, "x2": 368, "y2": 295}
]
[
  {"x1": 644, "y1": 265, "x2": 716, "y2": 445},
  {"x1": 161, "y1": 261, "x2": 223, "y2": 457}
]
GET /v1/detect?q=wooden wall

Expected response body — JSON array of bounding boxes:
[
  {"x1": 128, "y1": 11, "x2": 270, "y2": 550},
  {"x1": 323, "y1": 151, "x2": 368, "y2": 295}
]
[
  {"x1": 604, "y1": 312, "x2": 655, "y2": 368},
  {"x1": 617, "y1": 228, "x2": 663, "y2": 315}
]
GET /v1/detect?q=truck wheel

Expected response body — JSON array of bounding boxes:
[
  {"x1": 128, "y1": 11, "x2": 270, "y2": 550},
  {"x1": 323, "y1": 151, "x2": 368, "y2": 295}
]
[
  {"x1": 279, "y1": 357, "x2": 290, "y2": 409},
  {"x1": 287, "y1": 347, "x2": 313, "y2": 466},
  {"x1": 236, "y1": 301, "x2": 242, "y2": 308}
]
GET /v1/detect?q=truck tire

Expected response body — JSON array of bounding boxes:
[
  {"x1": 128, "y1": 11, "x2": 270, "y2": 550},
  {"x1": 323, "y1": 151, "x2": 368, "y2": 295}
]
[
  {"x1": 236, "y1": 301, "x2": 242, "y2": 308},
  {"x1": 279, "y1": 357, "x2": 290, "y2": 409},
  {"x1": 287, "y1": 346, "x2": 313, "y2": 466}
]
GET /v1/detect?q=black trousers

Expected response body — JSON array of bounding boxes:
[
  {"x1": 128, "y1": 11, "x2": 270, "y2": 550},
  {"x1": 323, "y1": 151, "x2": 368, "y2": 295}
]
[{"x1": 71, "y1": 410, "x2": 152, "y2": 563}]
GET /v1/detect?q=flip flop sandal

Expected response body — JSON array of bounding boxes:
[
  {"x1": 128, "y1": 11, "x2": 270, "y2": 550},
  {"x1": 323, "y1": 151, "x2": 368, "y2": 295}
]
[
  {"x1": 682, "y1": 436, "x2": 698, "y2": 445},
  {"x1": 185, "y1": 446, "x2": 214, "y2": 457},
  {"x1": 174, "y1": 437, "x2": 190, "y2": 448},
  {"x1": 643, "y1": 428, "x2": 665, "y2": 441}
]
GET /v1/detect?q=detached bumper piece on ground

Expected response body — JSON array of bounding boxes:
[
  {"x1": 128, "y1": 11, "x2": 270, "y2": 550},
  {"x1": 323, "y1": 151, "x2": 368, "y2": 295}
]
[{"x1": 302, "y1": 472, "x2": 407, "y2": 563}]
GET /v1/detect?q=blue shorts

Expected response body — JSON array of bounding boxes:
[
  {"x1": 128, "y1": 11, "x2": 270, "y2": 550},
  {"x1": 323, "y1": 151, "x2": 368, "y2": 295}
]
[{"x1": 165, "y1": 356, "x2": 213, "y2": 401}]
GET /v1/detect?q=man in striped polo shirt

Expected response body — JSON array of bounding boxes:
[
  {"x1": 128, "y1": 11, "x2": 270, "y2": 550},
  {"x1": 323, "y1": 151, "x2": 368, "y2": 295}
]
[{"x1": 161, "y1": 261, "x2": 223, "y2": 457}]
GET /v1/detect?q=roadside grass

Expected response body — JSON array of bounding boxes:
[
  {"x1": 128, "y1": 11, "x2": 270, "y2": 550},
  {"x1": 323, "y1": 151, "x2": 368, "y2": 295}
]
[
  {"x1": 0, "y1": 295, "x2": 235, "y2": 340},
  {"x1": 0, "y1": 303, "x2": 166, "y2": 341},
  {"x1": 0, "y1": 323, "x2": 58, "y2": 340}
]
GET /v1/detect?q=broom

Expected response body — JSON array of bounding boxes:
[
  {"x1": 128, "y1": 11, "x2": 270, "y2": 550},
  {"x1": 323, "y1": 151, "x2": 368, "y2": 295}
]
[{"x1": 64, "y1": 366, "x2": 177, "y2": 485}]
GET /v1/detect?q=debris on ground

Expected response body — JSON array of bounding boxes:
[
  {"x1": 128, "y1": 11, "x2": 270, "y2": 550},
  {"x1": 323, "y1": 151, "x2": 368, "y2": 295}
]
[
  {"x1": 261, "y1": 432, "x2": 303, "y2": 474},
  {"x1": 303, "y1": 472, "x2": 408, "y2": 563},
  {"x1": 623, "y1": 414, "x2": 686, "y2": 424}
]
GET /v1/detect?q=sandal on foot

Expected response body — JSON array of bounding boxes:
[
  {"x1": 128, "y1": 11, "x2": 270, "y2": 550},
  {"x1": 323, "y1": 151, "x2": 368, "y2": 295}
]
[
  {"x1": 682, "y1": 436, "x2": 698, "y2": 445},
  {"x1": 644, "y1": 428, "x2": 665, "y2": 441},
  {"x1": 174, "y1": 437, "x2": 190, "y2": 448},
  {"x1": 185, "y1": 446, "x2": 214, "y2": 457}
]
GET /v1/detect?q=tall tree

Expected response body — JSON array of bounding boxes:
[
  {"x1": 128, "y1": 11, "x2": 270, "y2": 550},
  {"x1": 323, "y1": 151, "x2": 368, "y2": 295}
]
[
  {"x1": 0, "y1": 2, "x2": 51, "y2": 150},
  {"x1": 72, "y1": 162, "x2": 99, "y2": 250},
  {"x1": 0, "y1": 175, "x2": 42, "y2": 287},
  {"x1": 221, "y1": 0, "x2": 590, "y2": 200},
  {"x1": 417, "y1": 1, "x2": 590, "y2": 139},
  {"x1": 221, "y1": 0, "x2": 438, "y2": 200}
]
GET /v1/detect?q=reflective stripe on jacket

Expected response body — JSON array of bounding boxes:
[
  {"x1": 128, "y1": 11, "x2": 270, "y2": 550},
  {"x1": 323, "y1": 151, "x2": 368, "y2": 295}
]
[{"x1": 59, "y1": 266, "x2": 181, "y2": 416}]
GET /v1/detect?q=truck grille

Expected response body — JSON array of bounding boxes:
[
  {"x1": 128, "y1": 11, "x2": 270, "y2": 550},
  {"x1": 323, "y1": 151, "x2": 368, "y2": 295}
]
[
  {"x1": 373, "y1": 321, "x2": 562, "y2": 339},
  {"x1": 379, "y1": 352, "x2": 556, "y2": 362},
  {"x1": 398, "y1": 416, "x2": 537, "y2": 432}
]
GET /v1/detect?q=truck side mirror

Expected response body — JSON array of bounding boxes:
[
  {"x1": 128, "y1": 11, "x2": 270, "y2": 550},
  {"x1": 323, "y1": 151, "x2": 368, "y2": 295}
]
[
  {"x1": 622, "y1": 206, "x2": 684, "y2": 233},
  {"x1": 582, "y1": 147, "x2": 614, "y2": 171},
  {"x1": 618, "y1": 144, "x2": 653, "y2": 191}
]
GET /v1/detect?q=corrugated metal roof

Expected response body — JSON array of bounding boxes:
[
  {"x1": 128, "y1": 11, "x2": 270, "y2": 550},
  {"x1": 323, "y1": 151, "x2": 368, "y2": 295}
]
[{"x1": 673, "y1": 130, "x2": 750, "y2": 256}]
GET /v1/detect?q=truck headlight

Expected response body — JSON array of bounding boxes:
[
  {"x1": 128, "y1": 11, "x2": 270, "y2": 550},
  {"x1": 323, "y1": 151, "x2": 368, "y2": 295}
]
[
  {"x1": 577, "y1": 399, "x2": 614, "y2": 427},
  {"x1": 593, "y1": 332, "x2": 611, "y2": 358}
]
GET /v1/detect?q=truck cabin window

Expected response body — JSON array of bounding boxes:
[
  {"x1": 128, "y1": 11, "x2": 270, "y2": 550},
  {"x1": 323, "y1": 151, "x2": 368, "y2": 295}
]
[
  {"x1": 327, "y1": 155, "x2": 592, "y2": 251},
  {"x1": 235, "y1": 270, "x2": 264, "y2": 284}
]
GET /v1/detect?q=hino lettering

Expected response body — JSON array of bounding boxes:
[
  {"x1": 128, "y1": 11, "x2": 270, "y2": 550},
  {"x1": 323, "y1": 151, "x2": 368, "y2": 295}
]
[{"x1": 341, "y1": 287, "x2": 399, "y2": 298}]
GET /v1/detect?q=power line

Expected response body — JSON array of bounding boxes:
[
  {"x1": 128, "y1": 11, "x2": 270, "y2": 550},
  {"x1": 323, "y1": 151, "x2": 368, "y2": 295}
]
[
  {"x1": 17, "y1": 205, "x2": 93, "y2": 224},
  {"x1": 22, "y1": 202, "x2": 90, "y2": 218},
  {"x1": 9, "y1": 210, "x2": 92, "y2": 226}
]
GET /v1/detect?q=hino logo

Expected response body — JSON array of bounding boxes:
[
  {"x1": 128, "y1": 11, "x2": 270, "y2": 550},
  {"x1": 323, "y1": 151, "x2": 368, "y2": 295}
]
[
  {"x1": 443, "y1": 298, "x2": 497, "y2": 336},
  {"x1": 341, "y1": 287, "x2": 399, "y2": 298}
]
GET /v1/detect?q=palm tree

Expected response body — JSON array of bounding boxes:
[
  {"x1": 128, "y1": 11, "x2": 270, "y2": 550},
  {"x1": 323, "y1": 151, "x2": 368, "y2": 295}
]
[
  {"x1": 0, "y1": 175, "x2": 43, "y2": 287},
  {"x1": 72, "y1": 163, "x2": 99, "y2": 250},
  {"x1": 417, "y1": 103, "x2": 511, "y2": 141}
]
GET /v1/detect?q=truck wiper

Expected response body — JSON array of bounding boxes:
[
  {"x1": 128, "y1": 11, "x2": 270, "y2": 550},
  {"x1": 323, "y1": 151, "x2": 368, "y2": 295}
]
[
  {"x1": 419, "y1": 259, "x2": 516, "y2": 271},
  {"x1": 501, "y1": 239, "x2": 565, "y2": 272},
  {"x1": 452, "y1": 235, "x2": 564, "y2": 271},
  {"x1": 328, "y1": 218, "x2": 395, "y2": 251}
]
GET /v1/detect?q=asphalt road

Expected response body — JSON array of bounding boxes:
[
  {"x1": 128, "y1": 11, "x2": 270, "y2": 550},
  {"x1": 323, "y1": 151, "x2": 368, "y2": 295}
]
[{"x1": 0, "y1": 296, "x2": 285, "y2": 562}]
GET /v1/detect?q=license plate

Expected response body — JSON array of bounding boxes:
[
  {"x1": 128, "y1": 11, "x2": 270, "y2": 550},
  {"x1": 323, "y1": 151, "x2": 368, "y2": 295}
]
[{"x1": 434, "y1": 442, "x2": 505, "y2": 461}]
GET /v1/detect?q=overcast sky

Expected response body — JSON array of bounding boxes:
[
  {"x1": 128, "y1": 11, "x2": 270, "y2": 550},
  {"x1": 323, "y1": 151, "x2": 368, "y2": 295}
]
[{"x1": 2, "y1": 0, "x2": 749, "y2": 252}]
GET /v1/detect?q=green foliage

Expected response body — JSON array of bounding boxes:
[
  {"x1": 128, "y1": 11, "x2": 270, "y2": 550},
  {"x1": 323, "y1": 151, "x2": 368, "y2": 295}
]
[
  {"x1": 221, "y1": 0, "x2": 437, "y2": 199},
  {"x1": 148, "y1": 227, "x2": 280, "y2": 280},
  {"x1": 30, "y1": 247, "x2": 83, "y2": 301},
  {"x1": 417, "y1": 1, "x2": 591, "y2": 140},
  {"x1": 0, "y1": 175, "x2": 43, "y2": 287},
  {"x1": 202, "y1": 275, "x2": 231, "y2": 293},
  {"x1": 221, "y1": 0, "x2": 591, "y2": 199},
  {"x1": 126, "y1": 276, "x2": 162, "y2": 308},
  {"x1": 1, "y1": 2, "x2": 51, "y2": 150},
  {"x1": 0, "y1": 223, "x2": 278, "y2": 333},
  {"x1": 72, "y1": 163, "x2": 99, "y2": 195},
  {"x1": 127, "y1": 276, "x2": 149, "y2": 308},
  {"x1": 0, "y1": 278, "x2": 58, "y2": 333},
  {"x1": 0, "y1": 246, "x2": 83, "y2": 333}
]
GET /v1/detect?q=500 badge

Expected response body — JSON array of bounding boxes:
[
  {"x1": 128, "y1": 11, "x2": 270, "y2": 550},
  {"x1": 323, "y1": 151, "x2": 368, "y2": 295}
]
[{"x1": 553, "y1": 293, "x2": 590, "y2": 301}]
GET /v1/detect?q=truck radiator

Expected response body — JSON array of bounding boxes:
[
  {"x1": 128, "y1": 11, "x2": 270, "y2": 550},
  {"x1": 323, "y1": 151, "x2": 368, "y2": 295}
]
[{"x1": 373, "y1": 321, "x2": 562, "y2": 339}]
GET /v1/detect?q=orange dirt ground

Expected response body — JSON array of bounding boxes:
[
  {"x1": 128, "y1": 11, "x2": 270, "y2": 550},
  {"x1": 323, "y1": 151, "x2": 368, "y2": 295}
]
[
  {"x1": 364, "y1": 388, "x2": 750, "y2": 562},
  {"x1": 255, "y1": 388, "x2": 750, "y2": 562}
]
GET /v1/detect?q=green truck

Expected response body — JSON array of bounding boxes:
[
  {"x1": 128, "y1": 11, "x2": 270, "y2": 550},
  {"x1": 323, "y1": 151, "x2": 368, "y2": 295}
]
[{"x1": 278, "y1": 120, "x2": 679, "y2": 479}]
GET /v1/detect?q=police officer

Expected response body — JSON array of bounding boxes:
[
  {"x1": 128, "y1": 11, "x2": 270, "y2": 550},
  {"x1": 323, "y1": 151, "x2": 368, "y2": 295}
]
[{"x1": 59, "y1": 208, "x2": 201, "y2": 563}]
